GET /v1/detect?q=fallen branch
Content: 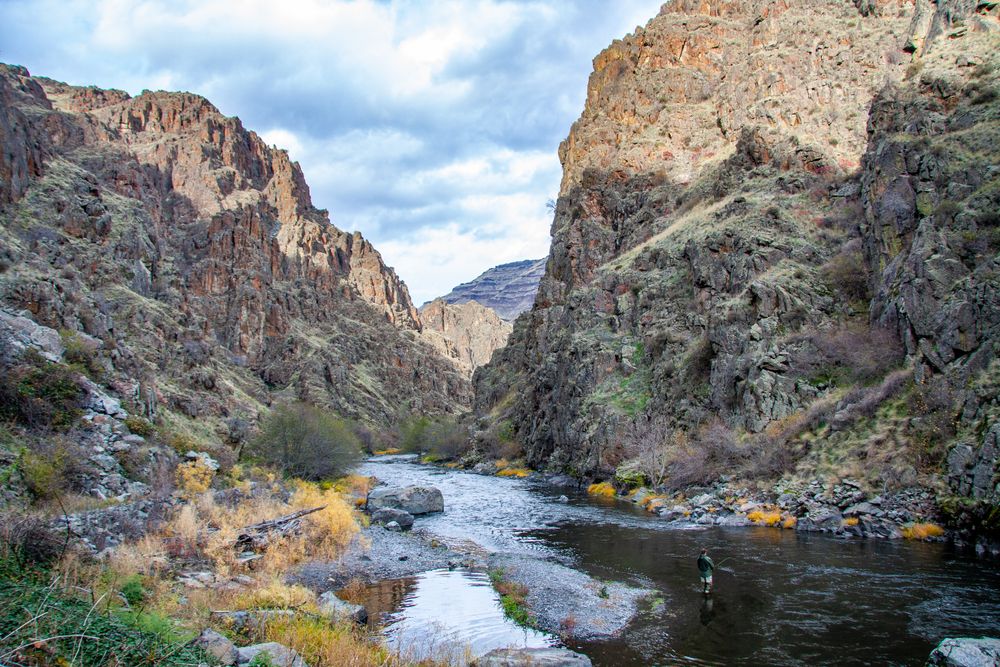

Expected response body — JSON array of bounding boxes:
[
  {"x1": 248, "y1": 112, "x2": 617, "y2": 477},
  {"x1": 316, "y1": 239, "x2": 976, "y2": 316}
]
[{"x1": 234, "y1": 505, "x2": 325, "y2": 551}]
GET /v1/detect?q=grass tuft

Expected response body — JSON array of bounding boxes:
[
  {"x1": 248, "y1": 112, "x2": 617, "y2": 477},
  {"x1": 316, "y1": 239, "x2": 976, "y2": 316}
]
[{"x1": 587, "y1": 482, "x2": 616, "y2": 498}]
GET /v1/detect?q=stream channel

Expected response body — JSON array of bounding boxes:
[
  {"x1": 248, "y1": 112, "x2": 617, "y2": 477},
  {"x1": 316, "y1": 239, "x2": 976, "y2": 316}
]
[{"x1": 354, "y1": 458, "x2": 1000, "y2": 666}]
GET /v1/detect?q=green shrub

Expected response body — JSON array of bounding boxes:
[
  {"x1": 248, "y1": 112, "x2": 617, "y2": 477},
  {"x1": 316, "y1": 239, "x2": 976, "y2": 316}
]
[
  {"x1": 124, "y1": 416, "x2": 155, "y2": 437},
  {"x1": 120, "y1": 575, "x2": 147, "y2": 607},
  {"x1": 247, "y1": 402, "x2": 361, "y2": 481},
  {"x1": 60, "y1": 330, "x2": 103, "y2": 379}
]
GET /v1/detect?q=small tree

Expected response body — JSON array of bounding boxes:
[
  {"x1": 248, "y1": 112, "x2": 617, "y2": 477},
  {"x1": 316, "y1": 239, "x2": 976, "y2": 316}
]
[{"x1": 248, "y1": 403, "x2": 361, "y2": 480}]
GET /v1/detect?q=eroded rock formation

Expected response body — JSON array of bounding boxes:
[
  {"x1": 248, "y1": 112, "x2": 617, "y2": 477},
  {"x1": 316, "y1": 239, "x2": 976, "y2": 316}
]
[
  {"x1": 419, "y1": 299, "x2": 513, "y2": 376},
  {"x1": 435, "y1": 258, "x2": 546, "y2": 322},
  {"x1": 0, "y1": 64, "x2": 470, "y2": 427},
  {"x1": 475, "y1": 0, "x2": 999, "y2": 516}
]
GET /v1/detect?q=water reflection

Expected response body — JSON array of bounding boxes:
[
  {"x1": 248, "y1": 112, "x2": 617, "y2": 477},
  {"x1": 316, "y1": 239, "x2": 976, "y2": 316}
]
[{"x1": 358, "y1": 568, "x2": 558, "y2": 665}]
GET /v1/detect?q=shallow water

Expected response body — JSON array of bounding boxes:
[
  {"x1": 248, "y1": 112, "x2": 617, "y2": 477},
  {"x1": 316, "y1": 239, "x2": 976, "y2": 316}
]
[
  {"x1": 367, "y1": 568, "x2": 556, "y2": 663},
  {"x1": 357, "y1": 459, "x2": 1000, "y2": 666}
]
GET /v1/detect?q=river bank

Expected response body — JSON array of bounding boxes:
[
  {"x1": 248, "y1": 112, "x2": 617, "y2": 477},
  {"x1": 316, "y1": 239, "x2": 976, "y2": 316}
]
[{"x1": 336, "y1": 456, "x2": 1000, "y2": 666}]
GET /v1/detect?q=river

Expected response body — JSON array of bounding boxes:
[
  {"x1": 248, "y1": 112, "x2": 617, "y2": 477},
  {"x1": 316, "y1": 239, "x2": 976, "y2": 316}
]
[{"x1": 355, "y1": 458, "x2": 1000, "y2": 666}]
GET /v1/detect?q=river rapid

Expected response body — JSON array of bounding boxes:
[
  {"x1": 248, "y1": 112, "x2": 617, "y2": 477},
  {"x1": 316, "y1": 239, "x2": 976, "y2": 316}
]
[{"x1": 355, "y1": 458, "x2": 1000, "y2": 666}]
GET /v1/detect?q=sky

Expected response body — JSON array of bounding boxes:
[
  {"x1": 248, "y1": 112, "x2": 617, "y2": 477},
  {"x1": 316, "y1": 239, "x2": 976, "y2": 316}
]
[{"x1": 0, "y1": 0, "x2": 662, "y2": 304}]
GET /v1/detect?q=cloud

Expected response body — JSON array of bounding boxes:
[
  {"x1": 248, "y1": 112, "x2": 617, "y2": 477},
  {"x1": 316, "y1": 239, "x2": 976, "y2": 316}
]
[{"x1": 0, "y1": 0, "x2": 663, "y2": 303}]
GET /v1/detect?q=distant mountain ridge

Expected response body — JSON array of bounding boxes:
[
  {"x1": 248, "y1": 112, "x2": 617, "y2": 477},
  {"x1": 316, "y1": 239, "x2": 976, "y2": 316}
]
[{"x1": 435, "y1": 258, "x2": 546, "y2": 321}]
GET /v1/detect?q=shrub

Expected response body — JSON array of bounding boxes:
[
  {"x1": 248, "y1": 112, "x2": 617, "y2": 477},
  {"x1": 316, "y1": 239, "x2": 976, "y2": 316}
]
[
  {"x1": 747, "y1": 510, "x2": 782, "y2": 526},
  {"x1": 587, "y1": 482, "x2": 616, "y2": 498},
  {"x1": 120, "y1": 575, "x2": 147, "y2": 607},
  {"x1": 901, "y1": 522, "x2": 945, "y2": 540},
  {"x1": 0, "y1": 513, "x2": 66, "y2": 567},
  {"x1": 821, "y1": 250, "x2": 870, "y2": 302},
  {"x1": 125, "y1": 416, "x2": 155, "y2": 437},
  {"x1": 793, "y1": 324, "x2": 904, "y2": 387},
  {"x1": 60, "y1": 330, "x2": 103, "y2": 379},
  {"x1": 248, "y1": 403, "x2": 361, "y2": 481},
  {"x1": 174, "y1": 459, "x2": 214, "y2": 499},
  {"x1": 0, "y1": 351, "x2": 84, "y2": 430},
  {"x1": 496, "y1": 467, "x2": 530, "y2": 478}
]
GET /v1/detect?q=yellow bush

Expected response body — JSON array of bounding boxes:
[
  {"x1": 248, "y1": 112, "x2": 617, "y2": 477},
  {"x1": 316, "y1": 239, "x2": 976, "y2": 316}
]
[
  {"x1": 495, "y1": 458, "x2": 511, "y2": 470},
  {"x1": 747, "y1": 510, "x2": 782, "y2": 527},
  {"x1": 901, "y1": 523, "x2": 945, "y2": 540},
  {"x1": 175, "y1": 460, "x2": 214, "y2": 499},
  {"x1": 233, "y1": 577, "x2": 316, "y2": 611},
  {"x1": 782, "y1": 516, "x2": 797, "y2": 529},
  {"x1": 373, "y1": 448, "x2": 401, "y2": 456},
  {"x1": 497, "y1": 467, "x2": 530, "y2": 478},
  {"x1": 842, "y1": 517, "x2": 859, "y2": 527},
  {"x1": 587, "y1": 482, "x2": 616, "y2": 498}
]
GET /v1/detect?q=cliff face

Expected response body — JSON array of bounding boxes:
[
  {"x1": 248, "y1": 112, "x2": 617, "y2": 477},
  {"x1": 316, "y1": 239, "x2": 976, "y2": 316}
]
[
  {"x1": 0, "y1": 65, "x2": 470, "y2": 427},
  {"x1": 475, "y1": 0, "x2": 1000, "y2": 509},
  {"x1": 419, "y1": 299, "x2": 513, "y2": 376},
  {"x1": 436, "y1": 258, "x2": 547, "y2": 321}
]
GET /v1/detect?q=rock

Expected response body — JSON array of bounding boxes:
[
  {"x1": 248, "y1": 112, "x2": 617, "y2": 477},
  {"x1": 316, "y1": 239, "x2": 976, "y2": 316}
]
[
  {"x1": 370, "y1": 507, "x2": 415, "y2": 530},
  {"x1": 927, "y1": 637, "x2": 1000, "y2": 666},
  {"x1": 844, "y1": 502, "x2": 878, "y2": 517},
  {"x1": 367, "y1": 486, "x2": 444, "y2": 515},
  {"x1": 436, "y1": 258, "x2": 547, "y2": 322},
  {"x1": 419, "y1": 299, "x2": 513, "y2": 378},
  {"x1": 385, "y1": 520, "x2": 402, "y2": 531},
  {"x1": 193, "y1": 629, "x2": 238, "y2": 666},
  {"x1": 473, "y1": 647, "x2": 593, "y2": 666},
  {"x1": 185, "y1": 451, "x2": 221, "y2": 472},
  {"x1": 236, "y1": 642, "x2": 307, "y2": 667},
  {"x1": 0, "y1": 309, "x2": 65, "y2": 361},
  {"x1": 318, "y1": 591, "x2": 368, "y2": 624}
]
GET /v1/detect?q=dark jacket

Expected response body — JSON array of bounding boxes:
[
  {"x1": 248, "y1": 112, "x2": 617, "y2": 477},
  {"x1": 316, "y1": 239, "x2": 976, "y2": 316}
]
[{"x1": 697, "y1": 554, "x2": 715, "y2": 575}]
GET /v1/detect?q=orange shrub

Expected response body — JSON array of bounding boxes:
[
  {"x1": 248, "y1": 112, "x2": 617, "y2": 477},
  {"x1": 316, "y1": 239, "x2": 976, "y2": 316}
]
[
  {"x1": 497, "y1": 468, "x2": 530, "y2": 478},
  {"x1": 842, "y1": 517, "x2": 859, "y2": 527},
  {"x1": 747, "y1": 510, "x2": 782, "y2": 527},
  {"x1": 587, "y1": 482, "x2": 616, "y2": 498},
  {"x1": 901, "y1": 523, "x2": 945, "y2": 540}
]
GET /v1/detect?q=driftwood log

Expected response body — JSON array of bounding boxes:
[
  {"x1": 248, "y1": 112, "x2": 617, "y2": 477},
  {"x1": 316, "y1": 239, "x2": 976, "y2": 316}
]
[{"x1": 234, "y1": 505, "x2": 325, "y2": 552}]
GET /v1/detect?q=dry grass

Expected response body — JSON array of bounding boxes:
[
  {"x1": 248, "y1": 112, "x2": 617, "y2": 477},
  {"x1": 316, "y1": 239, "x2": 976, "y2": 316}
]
[
  {"x1": 496, "y1": 467, "x2": 530, "y2": 478},
  {"x1": 782, "y1": 516, "x2": 797, "y2": 529},
  {"x1": 261, "y1": 615, "x2": 402, "y2": 667},
  {"x1": 642, "y1": 494, "x2": 667, "y2": 512},
  {"x1": 901, "y1": 523, "x2": 945, "y2": 540},
  {"x1": 373, "y1": 448, "x2": 402, "y2": 456},
  {"x1": 842, "y1": 517, "x2": 860, "y2": 527},
  {"x1": 175, "y1": 459, "x2": 214, "y2": 499},
  {"x1": 587, "y1": 482, "x2": 617, "y2": 498}
]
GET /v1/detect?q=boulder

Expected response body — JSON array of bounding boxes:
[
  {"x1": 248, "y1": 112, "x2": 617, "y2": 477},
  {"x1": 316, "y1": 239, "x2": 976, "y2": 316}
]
[
  {"x1": 473, "y1": 647, "x2": 593, "y2": 666},
  {"x1": 927, "y1": 637, "x2": 1000, "y2": 667},
  {"x1": 236, "y1": 642, "x2": 307, "y2": 667},
  {"x1": 370, "y1": 507, "x2": 415, "y2": 530},
  {"x1": 193, "y1": 628, "x2": 238, "y2": 665},
  {"x1": 367, "y1": 486, "x2": 444, "y2": 515},
  {"x1": 318, "y1": 591, "x2": 368, "y2": 624}
]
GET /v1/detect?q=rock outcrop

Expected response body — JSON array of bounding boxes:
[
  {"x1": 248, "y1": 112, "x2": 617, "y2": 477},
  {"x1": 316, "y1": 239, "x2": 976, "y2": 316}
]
[
  {"x1": 419, "y1": 298, "x2": 512, "y2": 377},
  {"x1": 436, "y1": 258, "x2": 546, "y2": 321},
  {"x1": 0, "y1": 64, "x2": 470, "y2": 429},
  {"x1": 474, "y1": 0, "x2": 1000, "y2": 525}
]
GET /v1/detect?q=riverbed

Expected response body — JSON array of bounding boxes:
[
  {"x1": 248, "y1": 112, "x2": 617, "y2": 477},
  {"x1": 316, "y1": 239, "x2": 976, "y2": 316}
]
[{"x1": 355, "y1": 458, "x2": 1000, "y2": 666}]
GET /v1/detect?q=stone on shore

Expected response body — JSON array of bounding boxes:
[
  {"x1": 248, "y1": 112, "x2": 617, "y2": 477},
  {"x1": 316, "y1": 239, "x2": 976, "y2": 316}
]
[
  {"x1": 474, "y1": 647, "x2": 593, "y2": 666},
  {"x1": 236, "y1": 642, "x2": 307, "y2": 667},
  {"x1": 318, "y1": 591, "x2": 368, "y2": 624},
  {"x1": 370, "y1": 507, "x2": 415, "y2": 530},
  {"x1": 927, "y1": 637, "x2": 1000, "y2": 667},
  {"x1": 367, "y1": 486, "x2": 444, "y2": 515}
]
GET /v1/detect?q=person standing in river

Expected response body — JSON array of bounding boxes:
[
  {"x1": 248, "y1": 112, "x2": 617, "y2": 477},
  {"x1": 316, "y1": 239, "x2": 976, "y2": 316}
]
[{"x1": 697, "y1": 548, "x2": 715, "y2": 594}]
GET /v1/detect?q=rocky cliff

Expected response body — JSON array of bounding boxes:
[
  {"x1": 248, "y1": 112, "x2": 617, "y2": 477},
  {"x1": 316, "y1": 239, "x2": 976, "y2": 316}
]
[
  {"x1": 419, "y1": 299, "x2": 513, "y2": 377},
  {"x1": 435, "y1": 258, "x2": 547, "y2": 321},
  {"x1": 475, "y1": 0, "x2": 1000, "y2": 519},
  {"x1": 0, "y1": 65, "x2": 471, "y2": 432}
]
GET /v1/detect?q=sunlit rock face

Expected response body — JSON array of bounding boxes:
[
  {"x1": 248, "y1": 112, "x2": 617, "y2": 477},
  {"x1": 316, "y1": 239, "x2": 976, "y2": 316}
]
[
  {"x1": 474, "y1": 0, "x2": 1000, "y2": 496},
  {"x1": 0, "y1": 64, "x2": 470, "y2": 423},
  {"x1": 419, "y1": 299, "x2": 513, "y2": 377}
]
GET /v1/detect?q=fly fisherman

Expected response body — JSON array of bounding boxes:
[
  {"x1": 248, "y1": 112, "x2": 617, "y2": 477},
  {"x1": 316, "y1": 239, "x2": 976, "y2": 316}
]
[{"x1": 697, "y1": 548, "x2": 715, "y2": 594}]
